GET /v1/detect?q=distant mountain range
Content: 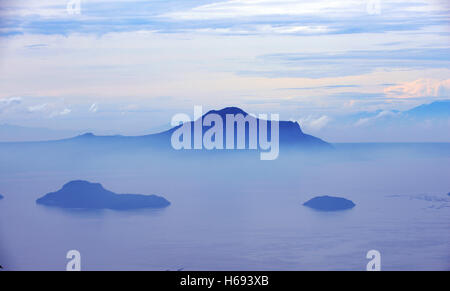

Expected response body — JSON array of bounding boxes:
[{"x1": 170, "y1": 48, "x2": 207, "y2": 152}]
[
  {"x1": 1, "y1": 101, "x2": 448, "y2": 144},
  {"x1": 1, "y1": 107, "x2": 331, "y2": 153},
  {"x1": 404, "y1": 100, "x2": 450, "y2": 118},
  {"x1": 346, "y1": 100, "x2": 450, "y2": 123},
  {"x1": 0, "y1": 124, "x2": 81, "y2": 142}
]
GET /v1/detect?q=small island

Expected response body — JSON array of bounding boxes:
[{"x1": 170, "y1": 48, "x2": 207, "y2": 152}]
[
  {"x1": 303, "y1": 195, "x2": 355, "y2": 211},
  {"x1": 36, "y1": 180, "x2": 170, "y2": 210}
]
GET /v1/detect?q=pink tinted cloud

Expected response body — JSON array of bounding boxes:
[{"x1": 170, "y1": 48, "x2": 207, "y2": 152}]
[{"x1": 384, "y1": 79, "x2": 450, "y2": 99}]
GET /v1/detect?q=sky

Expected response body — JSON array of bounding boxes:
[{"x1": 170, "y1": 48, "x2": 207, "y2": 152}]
[{"x1": 0, "y1": 0, "x2": 449, "y2": 141}]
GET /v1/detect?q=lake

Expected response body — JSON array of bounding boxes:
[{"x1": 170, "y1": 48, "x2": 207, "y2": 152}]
[{"x1": 0, "y1": 143, "x2": 449, "y2": 270}]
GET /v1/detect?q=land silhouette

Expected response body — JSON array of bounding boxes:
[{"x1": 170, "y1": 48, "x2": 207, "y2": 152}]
[
  {"x1": 36, "y1": 180, "x2": 170, "y2": 210},
  {"x1": 303, "y1": 195, "x2": 356, "y2": 211}
]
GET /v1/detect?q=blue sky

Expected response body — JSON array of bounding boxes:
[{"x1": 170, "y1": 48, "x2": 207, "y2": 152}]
[{"x1": 0, "y1": 0, "x2": 449, "y2": 141}]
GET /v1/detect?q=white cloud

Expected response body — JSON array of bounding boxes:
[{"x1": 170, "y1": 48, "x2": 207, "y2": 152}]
[
  {"x1": 0, "y1": 97, "x2": 22, "y2": 112},
  {"x1": 28, "y1": 102, "x2": 71, "y2": 117},
  {"x1": 0, "y1": 0, "x2": 147, "y2": 18},
  {"x1": 163, "y1": 0, "x2": 446, "y2": 22},
  {"x1": 59, "y1": 108, "x2": 71, "y2": 115},
  {"x1": 355, "y1": 110, "x2": 398, "y2": 126},
  {"x1": 163, "y1": 0, "x2": 365, "y2": 20},
  {"x1": 28, "y1": 103, "x2": 48, "y2": 112},
  {"x1": 296, "y1": 115, "x2": 331, "y2": 131},
  {"x1": 189, "y1": 24, "x2": 332, "y2": 35}
]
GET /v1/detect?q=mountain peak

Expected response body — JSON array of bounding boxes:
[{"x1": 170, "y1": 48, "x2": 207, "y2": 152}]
[
  {"x1": 77, "y1": 132, "x2": 96, "y2": 138},
  {"x1": 205, "y1": 107, "x2": 248, "y2": 117},
  {"x1": 406, "y1": 100, "x2": 450, "y2": 118},
  {"x1": 62, "y1": 180, "x2": 104, "y2": 191}
]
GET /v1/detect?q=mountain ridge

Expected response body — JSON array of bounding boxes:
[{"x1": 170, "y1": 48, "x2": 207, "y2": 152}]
[{"x1": 1, "y1": 107, "x2": 331, "y2": 151}]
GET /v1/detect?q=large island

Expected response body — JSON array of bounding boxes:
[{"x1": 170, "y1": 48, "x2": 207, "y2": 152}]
[{"x1": 36, "y1": 180, "x2": 170, "y2": 210}]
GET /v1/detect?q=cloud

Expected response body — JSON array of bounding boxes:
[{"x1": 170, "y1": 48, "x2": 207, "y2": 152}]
[
  {"x1": 234, "y1": 47, "x2": 450, "y2": 79},
  {"x1": 27, "y1": 102, "x2": 72, "y2": 117},
  {"x1": 58, "y1": 108, "x2": 71, "y2": 116},
  {"x1": 163, "y1": 0, "x2": 444, "y2": 22},
  {"x1": 384, "y1": 79, "x2": 450, "y2": 99},
  {"x1": 265, "y1": 48, "x2": 450, "y2": 62},
  {"x1": 354, "y1": 110, "x2": 399, "y2": 126},
  {"x1": 25, "y1": 43, "x2": 48, "y2": 49},
  {"x1": 163, "y1": 0, "x2": 360, "y2": 20},
  {"x1": 0, "y1": 97, "x2": 22, "y2": 112},
  {"x1": 279, "y1": 84, "x2": 359, "y2": 90},
  {"x1": 250, "y1": 48, "x2": 450, "y2": 78},
  {"x1": 158, "y1": 0, "x2": 449, "y2": 36},
  {"x1": 27, "y1": 103, "x2": 48, "y2": 112},
  {"x1": 1, "y1": 0, "x2": 448, "y2": 36},
  {"x1": 296, "y1": 115, "x2": 331, "y2": 131}
]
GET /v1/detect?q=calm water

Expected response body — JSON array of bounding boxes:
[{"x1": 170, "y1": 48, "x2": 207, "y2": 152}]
[{"x1": 0, "y1": 144, "x2": 449, "y2": 270}]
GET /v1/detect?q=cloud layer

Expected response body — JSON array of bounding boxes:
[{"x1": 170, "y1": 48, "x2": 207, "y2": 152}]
[{"x1": 384, "y1": 79, "x2": 450, "y2": 99}]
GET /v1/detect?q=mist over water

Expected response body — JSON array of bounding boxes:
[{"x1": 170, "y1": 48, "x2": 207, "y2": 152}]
[{"x1": 0, "y1": 143, "x2": 449, "y2": 270}]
